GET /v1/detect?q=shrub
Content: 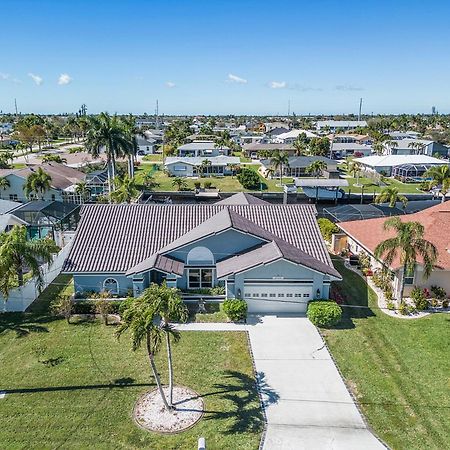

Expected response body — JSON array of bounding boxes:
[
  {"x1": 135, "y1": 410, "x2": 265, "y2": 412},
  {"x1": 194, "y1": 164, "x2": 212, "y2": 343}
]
[
  {"x1": 398, "y1": 302, "x2": 409, "y2": 315},
  {"x1": 411, "y1": 286, "x2": 429, "y2": 310},
  {"x1": 95, "y1": 299, "x2": 112, "y2": 325},
  {"x1": 430, "y1": 285, "x2": 446, "y2": 300},
  {"x1": 317, "y1": 218, "x2": 339, "y2": 242},
  {"x1": 237, "y1": 168, "x2": 261, "y2": 190},
  {"x1": 203, "y1": 180, "x2": 212, "y2": 189},
  {"x1": 307, "y1": 301, "x2": 342, "y2": 328},
  {"x1": 387, "y1": 301, "x2": 395, "y2": 311},
  {"x1": 442, "y1": 299, "x2": 449, "y2": 308},
  {"x1": 429, "y1": 298, "x2": 439, "y2": 308},
  {"x1": 194, "y1": 181, "x2": 201, "y2": 189},
  {"x1": 223, "y1": 299, "x2": 247, "y2": 322},
  {"x1": 118, "y1": 297, "x2": 134, "y2": 316}
]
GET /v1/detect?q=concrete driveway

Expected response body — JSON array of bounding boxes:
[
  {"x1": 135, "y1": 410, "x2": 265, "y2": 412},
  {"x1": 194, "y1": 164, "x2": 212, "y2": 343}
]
[{"x1": 247, "y1": 315, "x2": 385, "y2": 450}]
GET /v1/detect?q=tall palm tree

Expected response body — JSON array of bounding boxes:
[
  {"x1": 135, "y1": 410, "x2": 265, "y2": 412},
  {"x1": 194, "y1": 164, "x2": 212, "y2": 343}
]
[
  {"x1": 0, "y1": 176, "x2": 10, "y2": 198},
  {"x1": 270, "y1": 150, "x2": 290, "y2": 186},
  {"x1": 0, "y1": 225, "x2": 59, "y2": 298},
  {"x1": 142, "y1": 283, "x2": 188, "y2": 407},
  {"x1": 408, "y1": 141, "x2": 426, "y2": 154},
  {"x1": 110, "y1": 175, "x2": 139, "y2": 203},
  {"x1": 293, "y1": 133, "x2": 308, "y2": 156},
  {"x1": 425, "y1": 165, "x2": 450, "y2": 203},
  {"x1": 172, "y1": 177, "x2": 187, "y2": 191},
  {"x1": 122, "y1": 114, "x2": 145, "y2": 178},
  {"x1": 199, "y1": 159, "x2": 212, "y2": 177},
  {"x1": 116, "y1": 295, "x2": 171, "y2": 410},
  {"x1": 374, "y1": 218, "x2": 437, "y2": 303},
  {"x1": 214, "y1": 130, "x2": 231, "y2": 154},
  {"x1": 347, "y1": 160, "x2": 362, "y2": 186},
  {"x1": 75, "y1": 181, "x2": 91, "y2": 203},
  {"x1": 375, "y1": 186, "x2": 408, "y2": 208},
  {"x1": 84, "y1": 113, "x2": 132, "y2": 196},
  {"x1": 0, "y1": 151, "x2": 14, "y2": 169},
  {"x1": 24, "y1": 167, "x2": 52, "y2": 200},
  {"x1": 306, "y1": 160, "x2": 327, "y2": 178}
]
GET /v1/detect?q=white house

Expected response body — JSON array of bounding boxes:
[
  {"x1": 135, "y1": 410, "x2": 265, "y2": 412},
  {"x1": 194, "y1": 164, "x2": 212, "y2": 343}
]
[
  {"x1": 177, "y1": 141, "x2": 230, "y2": 157},
  {"x1": 136, "y1": 135, "x2": 157, "y2": 155},
  {"x1": 273, "y1": 129, "x2": 318, "y2": 144},
  {"x1": 315, "y1": 120, "x2": 367, "y2": 132},
  {"x1": 165, "y1": 156, "x2": 240, "y2": 177},
  {"x1": 383, "y1": 139, "x2": 448, "y2": 158}
]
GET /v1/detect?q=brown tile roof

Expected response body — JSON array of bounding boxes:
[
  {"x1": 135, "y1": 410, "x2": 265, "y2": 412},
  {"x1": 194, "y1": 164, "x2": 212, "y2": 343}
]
[
  {"x1": 338, "y1": 201, "x2": 450, "y2": 270},
  {"x1": 63, "y1": 203, "x2": 336, "y2": 276}
]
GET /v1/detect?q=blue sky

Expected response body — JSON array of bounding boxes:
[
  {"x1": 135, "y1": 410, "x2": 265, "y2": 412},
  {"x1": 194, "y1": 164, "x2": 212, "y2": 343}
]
[{"x1": 1, "y1": 0, "x2": 450, "y2": 115}]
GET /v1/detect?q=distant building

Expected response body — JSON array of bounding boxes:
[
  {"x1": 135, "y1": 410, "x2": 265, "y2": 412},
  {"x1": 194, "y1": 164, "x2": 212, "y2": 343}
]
[
  {"x1": 273, "y1": 129, "x2": 318, "y2": 144},
  {"x1": 383, "y1": 139, "x2": 448, "y2": 158},
  {"x1": 164, "y1": 155, "x2": 240, "y2": 177},
  {"x1": 177, "y1": 141, "x2": 230, "y2": 157},
  {"x1": 331, "y1": 143, "x2": 372, "y2": 158},
  {"x1": 315, "y1": 120, "x2": 367, "y2": 132},
  {"x1": 260, "y1": 156, "x2": 337, "y2": 178},
  {"x1": 136, "y1": 135, "x2": 157, "y2": 155},
  {"x1": 242, "y1": 143, "x2": 296, "y2": 158}
]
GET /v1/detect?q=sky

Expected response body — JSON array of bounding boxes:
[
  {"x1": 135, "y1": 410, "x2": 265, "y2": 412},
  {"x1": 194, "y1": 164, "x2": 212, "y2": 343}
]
[{"x1": 1, "y1": 0, "x2": 450, "y2": 116}]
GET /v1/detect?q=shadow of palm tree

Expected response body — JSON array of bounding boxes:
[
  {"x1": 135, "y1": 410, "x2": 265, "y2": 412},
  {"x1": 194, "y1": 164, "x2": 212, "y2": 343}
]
[
  {"x1": 202, "y1": 370, "x2": 269, "y2": 434},
  {"x1": 0, "y1": 313, "x2": 58, "y2": 337}
]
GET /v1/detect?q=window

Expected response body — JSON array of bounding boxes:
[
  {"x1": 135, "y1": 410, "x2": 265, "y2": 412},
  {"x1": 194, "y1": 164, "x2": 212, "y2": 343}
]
[
  {"x1": 269, "y1": 293, "x2": 276, "y2": 298},
  {"x1": 294, "y1": 293, "x2": 301, "y2": 297},
  {"x1": 9, "y1": 194, "x2": 18, "y2": 201},
  {"x1": 103, "y1": 278, "x2": 119, "y2": 294},
  {"x1": 303, "y1": 293, "x2": 310, "y2": 298},
  {"x1": 252, "y1": 293, "x2": 259, "y2": 297},
  {"x1": 404, "y1": 267, "x2": 415, "y2": 285},
  {"x1": 286, "y1": 293, "x2": 293, "y2": 298},
  {"x1": 51, "y1": 194, "x2": 56, "y2": 201},
  {"x1": 188, "y1": 268, "x2": 213, "y2": 288},
  {"x1": 174, "y1": 165, "x2": 187, "y2": 171},
  {"x1": 279, "y1": 293, "x2": 285, "y2": 297},
  {"x1": 260, "y1": 293, "x2": 268, "y2": 298},
  {"x1": 187, "y1": 246, "x2": 214, "y2": 265}
]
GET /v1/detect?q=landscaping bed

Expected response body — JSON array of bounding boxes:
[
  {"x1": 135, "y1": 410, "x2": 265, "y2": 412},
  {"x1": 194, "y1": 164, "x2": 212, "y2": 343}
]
[{"x1": 323, "y1": 258, "x2": 450, "y2": 450}]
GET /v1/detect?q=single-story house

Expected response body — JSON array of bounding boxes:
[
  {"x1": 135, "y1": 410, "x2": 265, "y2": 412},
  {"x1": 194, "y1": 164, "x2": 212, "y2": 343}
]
[
  {"x1": 165, "y1": 156, "x2": 240, "y2": 177},
  {"x1": 273, "y1": 129, "x2": 318, "y2": 144},
  {"x1": 331, "y1": 143, "x2": 372, "y2": 158},
  {"x1": 389, "y1": 131, "x2": 421, "y2": 140},
  {"x1": 62, "y1": 196, "x2": 341, "y2": 314},
  {"x1": 242, "y1": 143, "x2": 296, "y2": 158},
  {"x1": 355, "y1": 154, "x2": 449, "y2": 176},
  {"x1": 136, "y1": 135, "x2": 157, "y2": 155},
  {"x1": 328, "y1": 134, "x2": 372, "y2": 145},
  {"x1": 383, "y1": 139, "x2": 448, "y2": 157},
  {"x1": 0, "y1": 163, "x2": 87, "y2": 203},
  {"x1": 260, "y1": 156, "x2": 337, "y2": 178},
  {"x1": 315, "y1": 120, "x2": 367, "y2": 132},
  {"x1": 333, "y1": 201, "x2": 450, "y2": 298},
  {"x1": 178, "y1": 141, "x2": 230, "y2": 157}
]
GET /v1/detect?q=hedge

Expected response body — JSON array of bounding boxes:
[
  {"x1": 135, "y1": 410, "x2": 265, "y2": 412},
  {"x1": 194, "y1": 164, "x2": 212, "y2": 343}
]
[
  {"x1": 307, "y1": 300, "x2": 342, "y2": 328},
  {"x1": 223, "y1": 299, "x2": 247, "y2": 321}
]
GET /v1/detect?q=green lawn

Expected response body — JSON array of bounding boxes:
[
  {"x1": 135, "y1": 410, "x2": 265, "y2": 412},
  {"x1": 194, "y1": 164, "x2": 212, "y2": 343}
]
[
  {"x1": 342, "y1": 176, "x2": 424, "y2": 194},
  {"x1": 0, "y1": 312, "x2": 262, "y2": 449},
  {"x1": 135, "y1": 163, "x2": 287, "y2": 192},
  {"x1": 323, "y1": 259, "x2": 450, "y2": 449}
]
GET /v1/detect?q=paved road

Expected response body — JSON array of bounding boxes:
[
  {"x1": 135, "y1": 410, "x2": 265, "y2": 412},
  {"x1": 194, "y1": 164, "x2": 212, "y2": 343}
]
[{"x1": 247, "y1": 315, "x2": 385, "y2": 450}]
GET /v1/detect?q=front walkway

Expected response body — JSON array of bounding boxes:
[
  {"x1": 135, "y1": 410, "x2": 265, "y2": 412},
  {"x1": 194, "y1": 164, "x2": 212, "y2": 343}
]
[{"x1": 179, "y1": 316, "x2": 385, "y2": 449}]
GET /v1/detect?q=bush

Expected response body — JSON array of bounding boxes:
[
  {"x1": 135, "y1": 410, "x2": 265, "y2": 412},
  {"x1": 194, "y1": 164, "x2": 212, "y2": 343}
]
[
  {"x1": 430, "y1": 285, "x2": 446, "y2": 300},
  {"x1": 317, "y1": 218, "x2": 339, "y2": 242},
  {"x1": 203, "y1": 180, "x2": 212, "y2": 189},
  {"x1": 411, "y1": 286, "x2": 429, "y2": 310},
  {"x1": 237, "y1": 168, "x2": 261, "y2": 190},
  {"x1": 194, "y1": 181, "x2": 201, "y2": 189},
  {"x1": 73, "y1": 300, "x2": 122, "y2": 315},
  {"x1": 442, "y1": 299, "x2": 449, "y2": 308},
  {"x1": 398, "y1": 302, "x2": 409, "y2": 315},
  {"x1": 118, "y1": 297, "x2": 134, "y2": 316},
  {"x1": 358, "y1": 251, "x2": 371, "y2": 270},
  {"x1": 223, "y1": 299, "x2": 247, "y2": 322},
  {"x1": 387, "y1": 301, "x2": 395, "y2": 311},
  {"x1": 307, "y1": 301, "x2": 342, "y2": 328}
]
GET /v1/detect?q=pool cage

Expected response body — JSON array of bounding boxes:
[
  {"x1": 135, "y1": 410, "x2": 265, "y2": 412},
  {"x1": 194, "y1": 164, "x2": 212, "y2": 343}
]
[{"x1": 392, "y1": 164, "x2": 434, "y2": 182}]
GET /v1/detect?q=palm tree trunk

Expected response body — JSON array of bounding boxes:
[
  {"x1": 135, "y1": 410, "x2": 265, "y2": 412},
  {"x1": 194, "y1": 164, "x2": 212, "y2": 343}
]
[
  {"x1": 165, "y1": 330, "x2": 174, "y2": 406},
  {"x1": 399, "y1": 264, "x2": 407, "y2": 304},
  {"x1": 146, "y1": 332, "x2": 171, "y2": 410},
  {"x1": 17, "y1": 266, "x2": 24, "y2": 286}
]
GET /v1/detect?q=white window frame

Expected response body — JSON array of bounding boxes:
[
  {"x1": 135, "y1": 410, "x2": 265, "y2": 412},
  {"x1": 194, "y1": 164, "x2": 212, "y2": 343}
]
[{"x1": 103, "y1": 277, "x2": 119, "y2": 294}]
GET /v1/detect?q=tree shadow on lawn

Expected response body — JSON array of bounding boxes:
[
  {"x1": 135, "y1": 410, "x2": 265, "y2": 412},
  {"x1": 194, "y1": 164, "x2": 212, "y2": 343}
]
[
  {"x1": 0, "y1": 312, "x2": 58, "y2": 337},
  {"x1": 201, "y1": 370, "x2": 274, "y2": 435}
]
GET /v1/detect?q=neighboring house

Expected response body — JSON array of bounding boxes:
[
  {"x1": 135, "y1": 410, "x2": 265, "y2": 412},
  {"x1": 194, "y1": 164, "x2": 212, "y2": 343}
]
[
  {"x1": 266, "y1": 127, "x2": 289, "y2": 138},
  {"x1": 383, "y1": 139, "x2": 448, "y2": 157},
  {"x1": 273, "y1": 129, "x2": 318, "y2": 144},
  {"x1": 242, "y1": 143, "x2": 296, "y2": 158},
  {"x1": 389, "y1": 131, "x2": 421, "y2": 140},
  {"x1": 165, "y1": 156, "x2": 240, "y2": 177},
  {"x1": 334, "y1": 202, "x2": 450, "y2": 298},
  {"x1": 62, "y1": 198, "x2": 341, "y2": 314},
  {"x1": 216, "y1": 192, "x2": 270, "y2": 205},
  {"x1": 0, "y1": 123, "x2": 13, "y2": 134},
  {"x1": 178, "y1": 141, "x2": 230, "y2": 157},
  {"x1": 264, "y1": 121, "x2": 289, "y2": 132},
  {"x1": 136, "y1": 135, "x2": 157, "y2": 155},
  {"x1": 0, "y1": 199, "x2": 21, "y2": 214},
  {"x1": 0, "y1": 163, "x2": 86, "y2": 203},
  {"x1": 240, "y1": 135, "x2": 268, "y2": 145},
  {"x1": 328, "y1": 134, "x2": 372, "y2": 145},
  {"x1": 84, "y1": 170, "x2": 109, "y2": 198},
  {"x1": 355, "y1": 154, "x2": 448, "y2": 176},
  {"x1": 331, "y1": 142, "x2": 372, "y2": 158},
  {"x1": 0, "y1": 213, "x2": 27, "y2": 233},
  {"x1": 260, "y1": 156, "x2": 337, "y2": 178},
  {"x1": 315, "y1": 120, "x2": 367, "y2": 132}
]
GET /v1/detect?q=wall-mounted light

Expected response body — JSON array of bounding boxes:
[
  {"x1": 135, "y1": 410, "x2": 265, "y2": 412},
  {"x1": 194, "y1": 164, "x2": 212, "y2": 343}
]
[
  {"x1": 316, "y1": 288, "x2": 321, "y2": 298},
  {"x1": 237, "y1": 288, "x2": 242, "y2": 299}
]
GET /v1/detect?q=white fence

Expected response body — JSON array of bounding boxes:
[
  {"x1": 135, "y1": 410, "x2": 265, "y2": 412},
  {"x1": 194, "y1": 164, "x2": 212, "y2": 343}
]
[{"x1": 0, "y1": 242, "x2": 72, "y2": 313}]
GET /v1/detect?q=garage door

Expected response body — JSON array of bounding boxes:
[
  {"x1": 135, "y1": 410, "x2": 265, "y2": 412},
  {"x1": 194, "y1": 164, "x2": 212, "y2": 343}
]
[{"x1": 244, "y1": 282, "x2": 312, "y2": 314}]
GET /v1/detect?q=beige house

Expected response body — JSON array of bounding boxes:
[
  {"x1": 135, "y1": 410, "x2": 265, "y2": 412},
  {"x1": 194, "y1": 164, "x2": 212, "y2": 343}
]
[{"x1": 333, "y1": 202, "x2": 450, "y2": 298}]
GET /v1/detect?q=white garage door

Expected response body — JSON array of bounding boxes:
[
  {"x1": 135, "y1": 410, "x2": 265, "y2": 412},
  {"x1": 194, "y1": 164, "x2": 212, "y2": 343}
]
[{"x1": 244, "y1": 282, "x2": 312, "y2": 314}]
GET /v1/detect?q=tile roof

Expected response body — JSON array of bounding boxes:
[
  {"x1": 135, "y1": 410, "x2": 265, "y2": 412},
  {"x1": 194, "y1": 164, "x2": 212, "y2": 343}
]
[
  {"x1": 260, "y1": 155, "x2": 336, "y2": 169},
  {"x1": 216, "y1": 193, "x2": 269, "y2": 205},
  {"x1": 165, "y1": 156, "x2": 239, "y2": 166},
  {"x1": 338, "y1": 201, "x2": 450, "y2": 270},
  {"x1": 63, "y1": 203, "x2": 335, "y2": 276}
]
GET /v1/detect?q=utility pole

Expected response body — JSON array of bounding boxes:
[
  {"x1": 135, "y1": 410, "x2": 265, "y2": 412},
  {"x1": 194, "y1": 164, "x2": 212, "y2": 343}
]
[
  {"x1": 358, "y1": 98, "x2": 363, "y2": 121},
  {"x1": 155, "y1": 99, "x2": 159, "y2": 129},
  {"x1": 287, "y1": 99, "x2": 291, "y2": 117},
  {"x1": 14, "y1": 98, "x2": 18, "y2": 115}
]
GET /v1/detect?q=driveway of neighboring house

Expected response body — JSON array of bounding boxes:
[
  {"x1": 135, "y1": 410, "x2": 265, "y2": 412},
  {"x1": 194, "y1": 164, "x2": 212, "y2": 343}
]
[{"x1": 247, "y1": 315, "x2": 385, "y2": 450}]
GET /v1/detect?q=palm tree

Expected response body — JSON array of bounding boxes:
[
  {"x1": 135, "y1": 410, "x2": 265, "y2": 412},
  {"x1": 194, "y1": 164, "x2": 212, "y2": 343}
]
[
  {"x1": 172, "y1": 177, "x2": 187, "y2": 191},
  {"x1": 110, "y1": 175, "x2": 139, "y2": 203},
  {"x1": 41, "y1": 154, "x2": 67, "y2": 164},
  {"x1": 347, "y1": 160, "x2": 362, "y2": 186},
  {"x1": 75, "y1": 181, "x2": 91, "y2": 203},
  {"x1": 122, "y1": 114, "x2": 145, "y2": 178},
  {"x1": 199, "y1": 159, "x2": 212, "y2": 177},
  {"x1": 0, "y1": 225, "x2": 59, "y2": 298},
  {"x1": 84, "y1": 113, "x2": 132, "y2": 196},
  {"x1": 408, "y1": 141, "x2": 426, "y2": 154},
  {"x1": 293, "y1": 133, "x2": 308, "y2": 156},
  {"x1": 143, "y1": 283, "x2": 188, "y2": 407},
  {"x1": 424, "y1": 165, "x2": 450, "y2": 203},
  {"x1": 375, "y1": 186, "x2": 408, "y2": 208},
  {"x1": 115, "y1": 295, "x2": 171, "y2": 410},
  {"x1": 24, "y1": 167, "x2": 52, "y2": 200},
  {"x1": 270, "y1": 150, "x2": 290, "y2": 186},
  {"x1": 374, "y1": 218, "x2": 437, "y2": 303},
  {"x1": 306, "y1": 160, "x2": 327, "y2": 178},
  {"x1": 142, "y1": 172, "x2": 159, "y2": 190},
  {"x1": 0, "y1": 151, "x2": 14, "y2": 169},
  {"x1": 214, "y1": 130, "x2": 231, "y2": 154},
  {"x1": 0, "y1": 176, "x2": 10, "y2": 198}
]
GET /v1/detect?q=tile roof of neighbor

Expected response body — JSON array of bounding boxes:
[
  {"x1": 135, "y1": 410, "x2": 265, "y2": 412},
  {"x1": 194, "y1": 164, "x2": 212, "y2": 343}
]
[
  {"x1": 338, "y1": 201, "x2": 450, "y2": 270},
  {"x1": 63, "y1": 203, "x2": 338, "y2": 277},
  {"x1": 216, "y1": 192, "x2": 269, "y2": 205},
  {"x1": 242, "y1": 143, "x2": 295, "y2": 151}
]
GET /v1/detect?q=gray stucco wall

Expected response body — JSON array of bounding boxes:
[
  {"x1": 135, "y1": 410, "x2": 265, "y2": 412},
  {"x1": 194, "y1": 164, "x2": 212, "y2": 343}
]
[
  {"x1": 0, "y1": 174, "x2": 62, "y2": 202},
  {"x1": 74, "y1": 274, "x2": 133, "y2": 297},
  {"x1": 166, "y1": 164, "x2": 195, "y2": 177}
]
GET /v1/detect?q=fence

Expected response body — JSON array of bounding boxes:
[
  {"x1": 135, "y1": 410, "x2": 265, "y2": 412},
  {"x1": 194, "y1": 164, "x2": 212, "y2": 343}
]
[{"x1": 0, "y1": 241, "x2": 73, "y2": 312}]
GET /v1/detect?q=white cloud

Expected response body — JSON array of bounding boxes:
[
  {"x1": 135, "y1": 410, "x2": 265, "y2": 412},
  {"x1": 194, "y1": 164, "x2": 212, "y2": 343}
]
[
  {"x1": 0, "y1": 72, "x2": 10, "y2": 80},
  {"x1": 269, "y1": 80, "x2": 287, "y2": 89},
  {"x1": 335, "y1": 84, "x2": 364, "y2": 91},
  {"x1": 58, "y1": 73, "x2": 72, "y2": 85},
  {"x1": 227, "y1": 73, "x2": 247, "y2": 84},
  {"x1": 165, "y1": 81, "x2": 176, "y2": 88},
  {"x1": 28, "y1": 73, "x2": 43, "y2": 85}
]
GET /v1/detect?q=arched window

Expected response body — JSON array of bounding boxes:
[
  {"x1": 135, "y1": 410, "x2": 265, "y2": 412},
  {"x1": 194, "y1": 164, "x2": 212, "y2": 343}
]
[
  {"x1": 103, "y1": 278, "x2": 119, "y2": 294},
  {"x1": 186, "y1": 246, "x2": 214, "y2": 265}
]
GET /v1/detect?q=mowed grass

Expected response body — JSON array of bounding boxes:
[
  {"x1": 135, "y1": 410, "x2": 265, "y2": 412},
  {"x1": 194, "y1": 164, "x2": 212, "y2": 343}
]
[
  {"x1": 323, "y1": 259, "x2": 450, "y2": 450},
  {"x1": 0, "y1": 313, "x2": 262, "y2": 449}
]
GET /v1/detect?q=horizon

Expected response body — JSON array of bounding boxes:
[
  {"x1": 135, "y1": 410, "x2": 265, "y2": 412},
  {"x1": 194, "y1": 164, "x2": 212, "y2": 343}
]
[{"x1": 1, "y1": 0, "x2": 450, "y2": 116}]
